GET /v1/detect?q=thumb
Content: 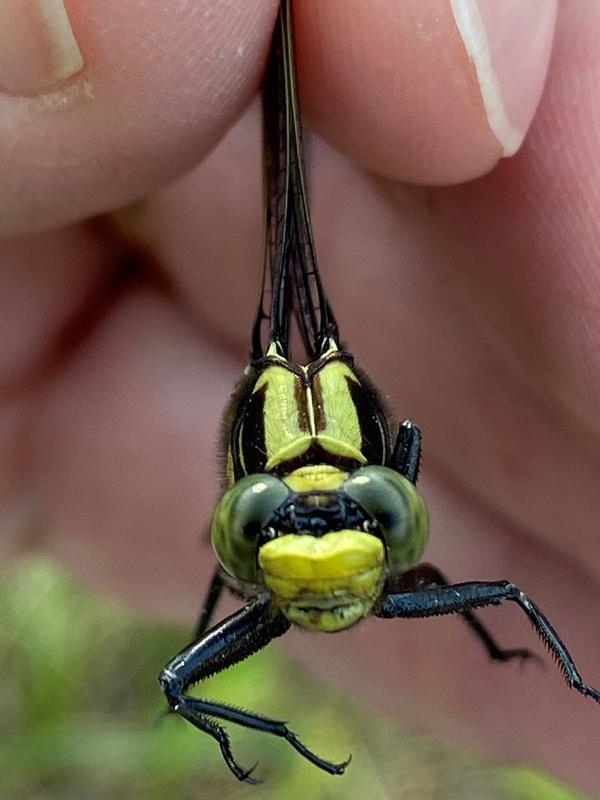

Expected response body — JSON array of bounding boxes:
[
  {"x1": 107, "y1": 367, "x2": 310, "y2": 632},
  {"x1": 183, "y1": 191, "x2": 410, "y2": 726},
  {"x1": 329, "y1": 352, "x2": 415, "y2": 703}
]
[{"x1": 0, "y1": 0, "x2": 278, "y2": 237}]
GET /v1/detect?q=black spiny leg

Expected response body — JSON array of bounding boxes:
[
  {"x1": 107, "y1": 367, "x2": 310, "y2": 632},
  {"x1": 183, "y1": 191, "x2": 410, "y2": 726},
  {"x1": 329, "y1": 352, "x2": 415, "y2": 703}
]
[
  {"x1": 391, "y1": 420, "x2": 422, "y2": 483},
  {"x1": 375, "y1": 578, "x2": 600, "y2": 705},
  {"x1": 193, "y1": 567, "x2": 225, "y2": 639},
  {"x1": 157, "y1": 568, "x2": 226, "y2": 727},
  {"x1": 159, "y1": 593, "x2": 350, "y2": 783},
  {"x1": 390, "y1": 565, "x2": 540, "y2": 666}
]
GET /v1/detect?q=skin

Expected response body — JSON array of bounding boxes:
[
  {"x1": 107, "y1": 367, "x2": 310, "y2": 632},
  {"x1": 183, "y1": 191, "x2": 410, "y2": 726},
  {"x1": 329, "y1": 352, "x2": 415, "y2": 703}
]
[{"x1": 2, "y1": 0, "x2": 600, "y2": 793}]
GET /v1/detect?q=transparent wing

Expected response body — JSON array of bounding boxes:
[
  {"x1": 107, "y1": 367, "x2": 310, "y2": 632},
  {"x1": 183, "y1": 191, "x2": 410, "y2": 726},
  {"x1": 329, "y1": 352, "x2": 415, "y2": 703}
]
[{"x1": 251, "y1": 0, "x2": 339, "y2": 361}]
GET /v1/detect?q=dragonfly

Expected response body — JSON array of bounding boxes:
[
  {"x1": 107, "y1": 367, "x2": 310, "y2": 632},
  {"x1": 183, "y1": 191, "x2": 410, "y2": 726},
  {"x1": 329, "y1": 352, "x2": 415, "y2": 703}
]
[{"x1": 159, "y1": 0, "x2": 600, "y2": 783}]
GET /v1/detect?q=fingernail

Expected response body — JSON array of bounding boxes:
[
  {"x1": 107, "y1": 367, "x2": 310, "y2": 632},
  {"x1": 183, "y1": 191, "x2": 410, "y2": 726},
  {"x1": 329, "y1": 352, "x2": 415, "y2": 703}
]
[
  {"x1": 0, "y1": 0, "x2": 84, "y2": 95},
  {"x1": 450, "y1": 0, "x2": 558, "y2": 156}
]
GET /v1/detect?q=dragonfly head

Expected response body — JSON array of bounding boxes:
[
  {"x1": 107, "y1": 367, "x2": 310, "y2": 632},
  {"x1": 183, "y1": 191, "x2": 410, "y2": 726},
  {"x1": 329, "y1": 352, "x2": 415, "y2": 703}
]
[{"x1": 211, "y1": 465, "x2": 429, "y2": 632}]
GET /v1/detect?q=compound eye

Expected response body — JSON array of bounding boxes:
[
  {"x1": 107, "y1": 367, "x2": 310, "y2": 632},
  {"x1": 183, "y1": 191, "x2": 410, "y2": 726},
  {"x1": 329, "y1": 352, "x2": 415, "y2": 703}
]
[
  {"x1": 211, "y1": 474, "x2": 290, "y2": 583},
  {"x1": 343, "y1": 466, "x2": 429, "y2": 571}
]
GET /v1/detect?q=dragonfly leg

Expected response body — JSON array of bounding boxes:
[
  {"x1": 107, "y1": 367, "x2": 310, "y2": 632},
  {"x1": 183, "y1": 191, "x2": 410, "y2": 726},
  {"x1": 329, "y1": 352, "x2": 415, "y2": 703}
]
[
  {"x1": 192, "y1": 566, "x2": 225, "y2": 639},
  {"x1": 376, "y1": 579, "x2": 600, "y2": 704},
  {"x1": 159, "y1": 593, "x2": 349, "y2": 781},
  {"x1": 390, "y1": 564, "x2": 541, "y2": 666},
  {"x1": 390, "y1": 420, "x2": 422, "y2": 483}
]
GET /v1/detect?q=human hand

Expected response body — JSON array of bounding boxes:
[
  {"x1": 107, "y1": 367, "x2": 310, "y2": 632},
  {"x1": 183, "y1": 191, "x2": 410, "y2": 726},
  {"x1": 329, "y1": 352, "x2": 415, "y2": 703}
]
[{"x1": 2, "y1": 1, "x2": 599, "y2": 794}]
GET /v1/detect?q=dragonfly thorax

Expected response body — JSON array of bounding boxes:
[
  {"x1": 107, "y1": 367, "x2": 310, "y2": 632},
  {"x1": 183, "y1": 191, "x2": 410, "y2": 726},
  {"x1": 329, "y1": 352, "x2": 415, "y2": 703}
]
[{"x1": 225, "y1": 348, "x2": 391, "y2": 486}]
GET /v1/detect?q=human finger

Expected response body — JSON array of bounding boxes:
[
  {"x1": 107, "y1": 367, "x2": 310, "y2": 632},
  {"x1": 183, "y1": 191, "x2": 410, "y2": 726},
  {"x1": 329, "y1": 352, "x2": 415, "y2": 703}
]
[
  {"x1": 295, "y1": 0, "x2": 558, "y2": 183},
  {"x1": 0, "y1": 0, "x2": 278, "y2": 236}
]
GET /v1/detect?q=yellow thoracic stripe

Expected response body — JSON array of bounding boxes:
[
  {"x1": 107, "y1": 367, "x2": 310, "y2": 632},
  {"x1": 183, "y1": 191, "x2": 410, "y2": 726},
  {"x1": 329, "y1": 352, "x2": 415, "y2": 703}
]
[
  {"x1": 226, "y1": 349, "x2": 391, "y2": 485},
  {"x1": 255, "y1": 358, "x2": 367, "y2": 470}
]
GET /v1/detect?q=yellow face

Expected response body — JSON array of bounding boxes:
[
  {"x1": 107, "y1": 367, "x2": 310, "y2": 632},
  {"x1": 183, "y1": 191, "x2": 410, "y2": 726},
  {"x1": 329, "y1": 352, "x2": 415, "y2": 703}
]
[{"x1": 258, "y1": 530, "x2": 385, "y2": 632}]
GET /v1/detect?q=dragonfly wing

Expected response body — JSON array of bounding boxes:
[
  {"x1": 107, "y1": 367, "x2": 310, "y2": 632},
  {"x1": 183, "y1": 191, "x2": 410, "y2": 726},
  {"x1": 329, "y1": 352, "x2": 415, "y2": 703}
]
[{"x1": 252, "y1": 0, "x2": 339, "y2": 361}]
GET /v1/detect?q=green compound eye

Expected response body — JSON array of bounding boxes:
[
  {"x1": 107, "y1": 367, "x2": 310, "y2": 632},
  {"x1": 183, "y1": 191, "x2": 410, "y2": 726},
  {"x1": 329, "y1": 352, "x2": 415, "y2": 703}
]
[
  {"x1": 211, "y1": 474, "x2": 290, "y2": 583},
  {"x1": 343, "y1": 466, "x2": 429, "y2": 572}
]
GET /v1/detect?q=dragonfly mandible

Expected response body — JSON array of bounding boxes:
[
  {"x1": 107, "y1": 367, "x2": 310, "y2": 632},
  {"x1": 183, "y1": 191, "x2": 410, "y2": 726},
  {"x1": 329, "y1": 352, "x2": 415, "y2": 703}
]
[{"x1": 159, "y1": 0, "x2": 600, "y2": 783}]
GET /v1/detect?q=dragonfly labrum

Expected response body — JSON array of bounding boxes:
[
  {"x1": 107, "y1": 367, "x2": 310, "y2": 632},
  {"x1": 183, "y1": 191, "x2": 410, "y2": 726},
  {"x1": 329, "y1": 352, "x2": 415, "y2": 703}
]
[{"x1": 159, "y1": 0, "x2": 600, "y2": 783}]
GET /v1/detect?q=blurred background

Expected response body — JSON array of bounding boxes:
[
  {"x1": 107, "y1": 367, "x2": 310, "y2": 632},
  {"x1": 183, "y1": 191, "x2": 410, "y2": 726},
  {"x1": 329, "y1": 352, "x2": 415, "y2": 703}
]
[{"x1": 0, "y1": 555, "x2": 587, "y2": 800}]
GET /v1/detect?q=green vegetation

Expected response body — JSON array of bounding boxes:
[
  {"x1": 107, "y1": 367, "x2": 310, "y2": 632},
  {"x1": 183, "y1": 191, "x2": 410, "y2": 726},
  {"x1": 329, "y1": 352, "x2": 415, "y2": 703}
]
[{"x1": 0, "y1": 557, "x2": 587, "y2": 799}]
